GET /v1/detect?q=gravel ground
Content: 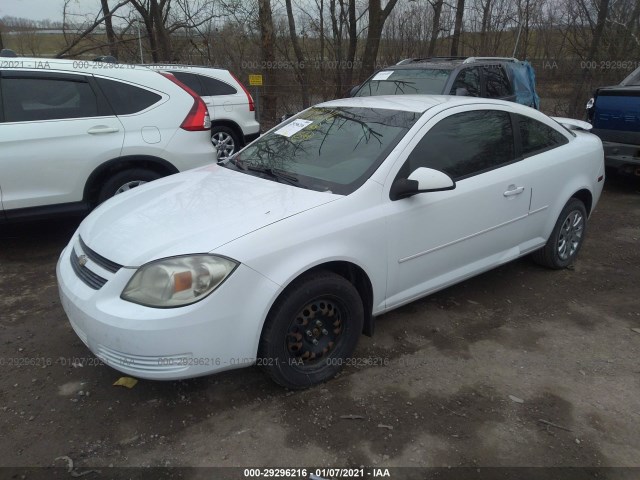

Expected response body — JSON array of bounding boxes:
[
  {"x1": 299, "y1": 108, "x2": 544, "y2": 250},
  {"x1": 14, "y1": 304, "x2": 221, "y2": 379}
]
[{"x1": 0, "y1": 174, "x2": 638, "y2": 475}]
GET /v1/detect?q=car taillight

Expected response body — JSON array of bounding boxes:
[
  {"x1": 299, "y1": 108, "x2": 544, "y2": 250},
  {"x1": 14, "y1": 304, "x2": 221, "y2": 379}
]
[
  {"x1": 160, "y1": 72, "x2": 211, "y2": 131},
  {"x1": 230, "y1": 72, "x2": 255, "y2": 112}
]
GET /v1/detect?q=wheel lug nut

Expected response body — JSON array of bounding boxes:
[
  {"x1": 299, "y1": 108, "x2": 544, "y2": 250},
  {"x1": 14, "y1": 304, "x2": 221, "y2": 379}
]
[
  {"x1": 312, "y1": 339, "x2": 319, "y2": 345},
  {"x1": 306, "y1": 330, "x2": 312, "y2": 337},
  {"x1": 316, "y1": 320, "x2": 323, "y2": 327},
  {"x1": 322, "y1": 329, "x2": 328, "y2": 335}
]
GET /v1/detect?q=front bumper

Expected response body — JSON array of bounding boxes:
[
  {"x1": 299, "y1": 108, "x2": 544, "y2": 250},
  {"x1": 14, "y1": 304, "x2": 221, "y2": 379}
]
[{"x1": 56, "y1": 238, "x2": 280, "y2": 380}]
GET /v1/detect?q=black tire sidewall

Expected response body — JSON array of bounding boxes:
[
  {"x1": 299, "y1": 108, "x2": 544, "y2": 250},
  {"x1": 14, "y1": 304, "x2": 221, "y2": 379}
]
[{"x1": 259, "y1": 273, "x2": 364, "y2": 389}]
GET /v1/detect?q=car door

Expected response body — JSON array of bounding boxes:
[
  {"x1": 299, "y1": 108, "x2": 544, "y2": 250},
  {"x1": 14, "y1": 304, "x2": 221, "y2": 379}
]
[
  {"x1": 0, "y1": 70, "x2": 124, "y2": 211},
  {"x1": 384, "y1": 106, "x2": 533, "y2": 309}
]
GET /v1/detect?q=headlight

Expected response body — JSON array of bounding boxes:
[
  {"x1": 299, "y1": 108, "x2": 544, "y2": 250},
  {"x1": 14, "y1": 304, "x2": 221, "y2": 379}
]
[{"x1": 121, "y1": 255, "x2": 238, "y2": 308}]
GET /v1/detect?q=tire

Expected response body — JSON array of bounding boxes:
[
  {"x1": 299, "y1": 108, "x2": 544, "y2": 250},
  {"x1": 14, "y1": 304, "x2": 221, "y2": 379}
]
[
  {"x1": 98, "y1": 169, "x2": 162, "y2": 203},
  {"x1": 258, "y1": 271, "x2": 364, "y2": 389},
  {"x1": 211, "y1": 126, "x2": 240, "y2": 161},
  {"x1": 532, "y1": 198, "x2": 587, "y2": 269}
]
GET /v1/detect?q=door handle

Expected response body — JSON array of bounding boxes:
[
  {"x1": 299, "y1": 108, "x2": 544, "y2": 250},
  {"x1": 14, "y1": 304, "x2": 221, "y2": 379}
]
[
  {"x1": 503, "y1": 185, "x2": 525, "y2": 197},
  {"x1": 87, "y1": 126, "x2": 119, "y2": 134}
]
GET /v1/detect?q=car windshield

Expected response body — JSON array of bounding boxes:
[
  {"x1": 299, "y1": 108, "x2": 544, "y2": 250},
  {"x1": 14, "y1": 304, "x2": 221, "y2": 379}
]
[
  {"x1": 223, "y1": 106, "x2": 419, "y2": 194},
  {"x1": 355, "y1": 69, "x2": 450, "y2": 96}
]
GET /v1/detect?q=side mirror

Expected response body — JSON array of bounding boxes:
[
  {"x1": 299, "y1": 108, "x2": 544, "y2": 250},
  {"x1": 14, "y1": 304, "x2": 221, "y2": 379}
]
[
  {"x1": 348, "y1": 85, "x2": 360, "y2": 97},
  {"x1": 455, "y1": 87, "x2": 469, "y2": 96},
  {"x1": 390, "y1": 167, "x2": 455, "y2": 200}
]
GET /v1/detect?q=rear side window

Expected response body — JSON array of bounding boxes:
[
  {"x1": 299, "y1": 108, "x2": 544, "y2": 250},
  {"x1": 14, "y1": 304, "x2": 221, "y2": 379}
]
[
  {"x1": 484, "y1": 65, "x2": 511, "y2": 98},
  {"x1": 169, "y1": 71, "x2": 204, "y2": 96},
  {"x1": 199, "y1": 75, "x2": 237, "y2": 96},
  {"x1": 404, "y1": 110, "x2": 515, "y2": 180},
  {"x1": 517, "y1": 114, "x2": 568, "y2": 156},
  {"x1": 96, "y1": 78, "x2": 161, "y2": 115},
  {"x1": 2, "y1": 76, "x2": 98, "y2": 122},
  {"x1": 450, "y1": 68, "x2": 481, "y2": 96}
]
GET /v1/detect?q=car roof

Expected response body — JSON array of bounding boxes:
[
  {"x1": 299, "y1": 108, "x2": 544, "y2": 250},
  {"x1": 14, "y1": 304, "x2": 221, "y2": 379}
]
[
  {"x1": 316, "y1": 95, "x2": 520, "y2": 113},
  {"x1": 381, "y1": 57, "x2": 517, "y2": 72},
  {"x1": 9, "y1": 57, "x2": 151, "y2": 72},
  {"x1": 144, "y1": 64, "x2": 230, "y2": 74}
]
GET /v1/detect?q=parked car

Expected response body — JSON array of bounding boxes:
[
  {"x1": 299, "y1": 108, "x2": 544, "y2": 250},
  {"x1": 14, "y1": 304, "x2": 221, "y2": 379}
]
[
  {"x1": 154, "y1": 66, "x2": 260, "y2": 160},
  {"x1": 586, "y1": 66, "x2": 640, "y2": 176},
  {"x1": 0, "y1": 58, "x2": 215, "y2": 223},
  {"x1": 57, "y1": 95, "x2": 604, "y2": 389},
  {"x1": 350, "y1": 56, "x2": 540, "y2": 109}
]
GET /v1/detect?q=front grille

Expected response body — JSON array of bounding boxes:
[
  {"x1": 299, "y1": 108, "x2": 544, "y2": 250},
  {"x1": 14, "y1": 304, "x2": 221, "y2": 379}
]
[
  {"x1": 70, "y1": 248, "x2": 107, "y2": 290},
  {"x1": 79, "y1": 236, "x2": 122, "y2": 273}
]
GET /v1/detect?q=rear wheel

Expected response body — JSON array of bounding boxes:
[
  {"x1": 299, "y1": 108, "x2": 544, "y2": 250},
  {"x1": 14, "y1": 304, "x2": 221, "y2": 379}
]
[
  {"x1": 98, "y1": 169, "x2": 161, "y2": 203},
  {"x1": 211, "y1": 126, "x2": 240, "y2": 161},
  {"x1": 532, "y1": 198, "x2": 587, "y2": 269},
  {"x1": 258, "y1": 271, "x2": 364, "y2": 389}
]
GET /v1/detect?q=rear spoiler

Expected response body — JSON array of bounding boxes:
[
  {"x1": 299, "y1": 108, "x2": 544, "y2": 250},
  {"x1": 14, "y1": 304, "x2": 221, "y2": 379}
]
[{"x1": 551, "y1": 117, "x2": 592, "y2": 132}]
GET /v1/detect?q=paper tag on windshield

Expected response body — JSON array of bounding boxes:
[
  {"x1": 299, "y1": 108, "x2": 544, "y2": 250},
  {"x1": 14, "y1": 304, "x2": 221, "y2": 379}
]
[
  {"x1": 372, "y1": 70, "x2": 394, "y2": 81},
  {"x1": 275, "y1": 119, "x2": 313, "y2": 137}
]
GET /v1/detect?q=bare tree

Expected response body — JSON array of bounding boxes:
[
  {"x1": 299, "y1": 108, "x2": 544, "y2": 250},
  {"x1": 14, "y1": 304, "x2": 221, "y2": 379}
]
[
  {"x1": 427, "y1": 0, "x2": 444, "y2": 56},
  {"x1": 344, "y1": 0, "x2": 359, "y2": 87},
  {"x1": 285, "y1": 0, "x2": 310, "y2": 108},
  {"x1": 57, "y1": 0, "x2": 130, "y2": 58},
  {"x1": 360, "y1": 0, "x2": 400, "y2": 80},
  {"x1": 100, "y1": 0, "x2": 119, "y2": 57},
  {"x1": 258, "y1": 0, "x2": 278, "y2": 123},
  {"x1": 450, "y1": 0, "x2": 466, "y2": 56}
]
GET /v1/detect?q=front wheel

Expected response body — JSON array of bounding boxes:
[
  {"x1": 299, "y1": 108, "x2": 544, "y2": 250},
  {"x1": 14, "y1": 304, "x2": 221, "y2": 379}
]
[
  {"x1": 532, "y1": 198, "x2": 587, "y2": 269},
  {"x1": 258, "y1": 271, "x2": 364, "y2": 389}
]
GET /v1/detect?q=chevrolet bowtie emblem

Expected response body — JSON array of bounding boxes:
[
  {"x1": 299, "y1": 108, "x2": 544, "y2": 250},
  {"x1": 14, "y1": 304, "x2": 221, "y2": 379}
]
[{"x1": 77, "y1": 255, "x2": 88, "y2": 267}]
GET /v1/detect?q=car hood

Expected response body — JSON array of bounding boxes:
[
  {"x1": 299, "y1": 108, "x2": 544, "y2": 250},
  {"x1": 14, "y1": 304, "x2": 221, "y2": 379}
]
[{"x1": 79, "y1": 165, "x2": 341, "y2": 267}]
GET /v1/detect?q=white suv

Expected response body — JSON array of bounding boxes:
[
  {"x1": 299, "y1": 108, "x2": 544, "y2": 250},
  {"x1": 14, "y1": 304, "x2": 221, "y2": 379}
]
[
  {"x1": 160, "y1": 66, "x2": 260, "y2": 159},
  {"x1": 0, "y1": 58, "x2": 215, "y2": 222}
]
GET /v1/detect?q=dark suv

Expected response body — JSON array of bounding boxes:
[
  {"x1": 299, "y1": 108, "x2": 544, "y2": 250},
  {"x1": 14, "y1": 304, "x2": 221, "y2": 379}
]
[{"x1": 350, "y1": 56, "x2": 539, "y2": 109}]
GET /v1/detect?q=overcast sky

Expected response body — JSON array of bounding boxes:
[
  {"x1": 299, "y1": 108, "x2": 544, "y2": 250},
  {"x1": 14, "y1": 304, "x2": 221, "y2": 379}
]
[{"x1": 0, "y1": 0, "x2": 99, "y2": 22}]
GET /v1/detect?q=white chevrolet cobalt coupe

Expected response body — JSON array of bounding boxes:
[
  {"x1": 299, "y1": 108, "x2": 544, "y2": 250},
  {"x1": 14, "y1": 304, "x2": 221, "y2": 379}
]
[{"x1": 57, "y1": 96, "x2": 604, "y2": 389}]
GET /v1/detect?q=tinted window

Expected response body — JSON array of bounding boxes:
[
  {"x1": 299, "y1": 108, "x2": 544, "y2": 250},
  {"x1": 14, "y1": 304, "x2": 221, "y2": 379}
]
[
  {"x1": 484, "y1": 65, "x2": 511, "y2": 98},
  {"x1": 450, "y1": 68, "x2": 481, "y2": 96},
  {"x1": 518, "y1": 114, "x2": 568, "y2": 156},
  {"x1": 404, "y1": 110, "x2": 515, "y2": 180},
  {"x1": 2, "y1": 76, "x2": 98, "y2": 122},
  {"x1": 199, "y1": 75, "x2": 237, "y2": 96},
  {"x1": 169, "y1": 71, "x2": 204, "y2": 95},
  {"x1": 355, "y1": 69, "x2": 450, "y2": 96},
  {"x1": 96, "y1": 78, "x2": 161, "y2": 115}
]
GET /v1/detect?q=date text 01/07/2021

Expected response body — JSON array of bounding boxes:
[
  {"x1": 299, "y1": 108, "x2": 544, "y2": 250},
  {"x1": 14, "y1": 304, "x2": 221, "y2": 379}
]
[{"x1": 242, "y1": 467, "x2": 392, "y2": 478}]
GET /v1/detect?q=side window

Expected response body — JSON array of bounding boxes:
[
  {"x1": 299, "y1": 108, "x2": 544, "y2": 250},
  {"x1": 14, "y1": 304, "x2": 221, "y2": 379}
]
[
  {"x1": 484, "y1": 65, "x2": 511, "y2": 98},
  {"x1": 96, "y1": 78, "x2": 161, "y2": 115},
  {"x1": 517, "y1": 114, "x2": 568, "y2": 156},
  {"x1": 2, "y1": 76, "x2": 98, "y2": 122},
  {"x1": 450, "y1": 68, "x2": 480, "y2": 96},
  {"x1": 198, "y1": 75, "x2": 237, "y2": 96},
  {"x1": 169, "y1": 71, "x2": 204, "y2": 96},
  {"x1": 404, "y1": 110, "x2": 515, "y2": 180}
]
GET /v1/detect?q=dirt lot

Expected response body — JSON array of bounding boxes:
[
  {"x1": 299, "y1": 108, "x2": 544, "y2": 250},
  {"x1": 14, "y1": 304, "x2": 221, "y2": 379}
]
[{"x1": 0, "y1": 175, "x2": 639, "y2": 476}]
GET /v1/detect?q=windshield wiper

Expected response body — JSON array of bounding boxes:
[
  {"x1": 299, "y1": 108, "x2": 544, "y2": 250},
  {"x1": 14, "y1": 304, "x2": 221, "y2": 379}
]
[{"x1": 243, "y1": 164, "x2": 300, "y2": 186}]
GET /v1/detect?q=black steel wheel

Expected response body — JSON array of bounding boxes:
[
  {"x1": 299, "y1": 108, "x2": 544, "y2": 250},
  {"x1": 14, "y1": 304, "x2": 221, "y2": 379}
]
[{"x1": 258, "y1": 271, "x2": 364, "y2": 389}]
